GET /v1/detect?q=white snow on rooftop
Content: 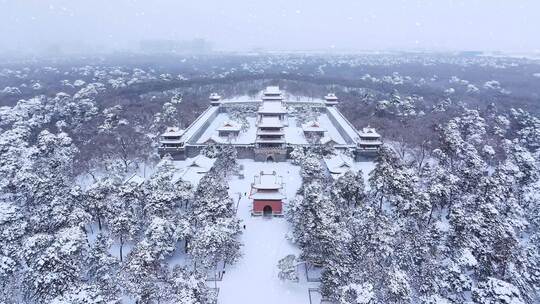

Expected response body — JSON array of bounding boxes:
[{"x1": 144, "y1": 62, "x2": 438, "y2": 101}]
[
  {"x1": 217, "y1": 121, "x2": 241, "y2": 132},
  {"x1": 196, "y1": 113, "x2": 257, "y2": 144},
  {"x1": 161, "y1": 127, "x2": 185, "y2": 137},
  {"x1": 258, "y1": 101, "x2": 287, "y2": 113},
  {"x1": 324, "y1": 154, "x2": 354, "y2": 179},
  {"x1": 317, "y1": 113, "x2": 347, "y2": 145},
  {"x1": 220, "y1": 95, "x2": 257, "y2": 103},
  {"x1": 250, "y1": 192, "x2": 286, "y2": 200},
  {"x1": 258, "y1": 116, "x2": 284, "y2": 128},
  {"x1": 172, "y1": 155, "x2": 216, "y2": 186},
  {"x1": 359, "y1": 127, "x2": 381, "y2": 138},
  {"x1": 264, "y1": 86, "x2": 282, "y2": 95},
  {"x1": 325, "y1": 93, "x2": 338, "y2": 100},
  {"x1": 253, "y1": 171, "x2": 282, "y2": 189},
  {"x1": 187, "y1": 155, "x2": 215, "y2": 170},
  {"x1": 284, "y1": 117, "x2": 308, "y2": 144},
  {"x1": 301, "y1": 120, "x2": 326, "y2": 133},
  {"x1": 182, "y1": 106, "x2": 220, "y2": 143},
  {"x1": 326, "y1": 107, "x2": 359, "y2": 144},
  {"x1": 284, "y1": 115, "x2": 347, "y2": 145}
]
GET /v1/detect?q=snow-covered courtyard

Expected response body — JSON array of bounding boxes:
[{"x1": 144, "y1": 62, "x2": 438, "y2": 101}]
[{"x1": 218, "y1": 160, "x2": 318, "y2": 304}]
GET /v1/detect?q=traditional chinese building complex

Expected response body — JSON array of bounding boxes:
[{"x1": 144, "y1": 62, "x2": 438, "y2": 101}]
[{"x1": 158, "y1": 86, "x2": 381, "y2": 162}]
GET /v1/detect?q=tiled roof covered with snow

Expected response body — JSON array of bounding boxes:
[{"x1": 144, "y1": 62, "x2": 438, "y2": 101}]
[
  {"x1": 196, "y1": 114, "x2": 256, "y2": 144},
  {"x1": 250, "y1": 192, "x2": 286, "y2": 200},
  {"x1": 187, "y1": 155, "x2": 216, "y2": 172},
  {"x1": 302, "y1": 120, "x2": 326, "y2": 133},
  {"x1": 264, "y1": 86, "x2": 281, "y2": 95},
  {"x1": 324, "y1": 154, "x2": 354, "y2": 178},
  {"x1": 217, "y1": 121, "x2": 241, "y2": 132},
  {"x1": 325, "y1": 93, "x2": 338, "y2": 101},
  {"x1": 172, "y1": 155, "x2": 217, "y2": 186},
  {"x1": 253, "y1": 171, "x2": 282, "y2": 190},
  {"x1": 258, "y1": 101, "x2": 287, "y2": 114},
  {"x1": 162, "y1": 127, "x2": 185, "y2": 137},
  {"x1": 250, "y1": 171, "x2": 285, "y2": 200},
  {"x1": 359, "y1": 127, "x2": 381, "y2": 138},
  {"x1": 257, "y1": 129, "x2": 285, "y2": 136},
  {"x1": 258, "y1": 116, "x2": 284, "y2": 128},
  {"x1": 209, "y1": 92, "x2": 221, "y2": 100},
  {"x1": 256, "y1": 138, "x2": 286, "y2": 144},
  {"x1": 182, "y1": 106, "x2": 220, "y2": 143},
  {"x1": 319, "y1": 136, "x2": 338, "y2": 145},
  {"x1": 326, "y1": 107, "x2": 359, "y2": 145}
]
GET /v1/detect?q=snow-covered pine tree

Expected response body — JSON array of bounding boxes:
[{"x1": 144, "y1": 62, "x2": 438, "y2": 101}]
[
  {"x1": 277, "y1": 254, "x2": 299, "y2": 282},
  {"x1": 22, "y1": 227, "x2": 88, "y2": 303},
  {"x1": 169, "y1": 266, "x2": 215, "y2": 304},
  {"x1": 191, "y1": 172, "x2": 234, "y2": 224},
  {"x1": 143, "y1": 155, "x2": 193, "y2": 219},
  {"x1": 85, "y1": 233, "x2": 120, "y2": 301},
  {"x1": 189, "y1": 217, "x2": 241, "y2": 272},
  {"x1": 331, "y1": 170, "x2": 366, "y2": 208},
  {"x1": 473, "y1": 277, "x2": 525, "y2": 304}
]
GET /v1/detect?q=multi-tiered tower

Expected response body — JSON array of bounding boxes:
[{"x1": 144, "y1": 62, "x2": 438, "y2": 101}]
[
  {"x1": 254, "y1": 86, "x2": 287, "y2": 162},
  {"x1": 209, "y1": 92, "x2": 222, "y2": 106},
  {"x1": 324, "y1": 93, "x2": 339, "y2": 106},
  {"x1": 356, "y1": 126, "x2": 382, "y2": 157}
]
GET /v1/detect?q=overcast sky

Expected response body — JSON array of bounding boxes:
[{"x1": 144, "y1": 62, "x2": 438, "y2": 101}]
[{"x1": 1, "y1": 0, "x2": 539, "y2": 54}]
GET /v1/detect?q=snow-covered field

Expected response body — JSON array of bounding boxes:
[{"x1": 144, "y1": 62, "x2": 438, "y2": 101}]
[{"x1": 218, "y1": 160, "x2": 319, "y2": 304}]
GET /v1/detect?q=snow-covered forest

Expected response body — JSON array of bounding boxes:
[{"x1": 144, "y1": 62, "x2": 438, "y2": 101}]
[
  {"x1": 1, "y1": 53, "x2": 540, "y2": 303},
  {"x1": 289, "y1": 109, "x2": 540, "y2": 303}
]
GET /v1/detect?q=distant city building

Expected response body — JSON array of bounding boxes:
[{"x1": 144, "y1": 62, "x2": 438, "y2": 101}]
[{"x1": 158, "y1": 86, "x2": 382, "y2": 161}]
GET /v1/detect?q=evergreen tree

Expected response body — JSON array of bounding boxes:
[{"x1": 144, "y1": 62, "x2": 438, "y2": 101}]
[
  {"x1": 85, "y1": 233, "x2": 120, "y2": 302},
  {"x1": 189, "y1": 218, "x2": 241, "y2": 272}
]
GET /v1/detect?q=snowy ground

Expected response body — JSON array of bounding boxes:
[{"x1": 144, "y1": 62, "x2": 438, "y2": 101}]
[
  {"x1": 352, "y1": 160, "x2": 376, "y2": 184},
  {"x1": 79, "y1": 154, "x2": 374, "y2": 304},
  {"x1": 216, "y1": 157, "x2": 376, "y2": 304},
  {"x1": 217, "y1": 160, "x2": 319, "y2": 304}
]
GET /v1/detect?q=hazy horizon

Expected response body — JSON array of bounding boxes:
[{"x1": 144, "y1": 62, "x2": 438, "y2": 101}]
[{"x1": 1, "y1": 0, "x2": 540, "y2": 55}]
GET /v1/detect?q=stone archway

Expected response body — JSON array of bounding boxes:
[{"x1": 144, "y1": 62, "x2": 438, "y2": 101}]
[
  {"x1": 266, "y1": 155, "x2": 274, "y2": 162},
  {"x1": 263, "y1": 205, "x2": 273, "y2": 216}
]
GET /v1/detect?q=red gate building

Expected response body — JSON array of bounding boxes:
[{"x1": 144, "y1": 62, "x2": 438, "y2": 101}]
[{"x1": 250, "y1": 171, "x2": 285, "y2": 216}]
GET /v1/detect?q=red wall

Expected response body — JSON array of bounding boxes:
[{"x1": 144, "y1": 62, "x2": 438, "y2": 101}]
[{"x1": 253, "y1": 200, "x2": 283, "y2": 213}]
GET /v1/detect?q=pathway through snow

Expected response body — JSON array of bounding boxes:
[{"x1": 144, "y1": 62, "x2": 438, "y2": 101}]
[{"x1": 217, "y1": 160, "x2": 319, "y2": 304}]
